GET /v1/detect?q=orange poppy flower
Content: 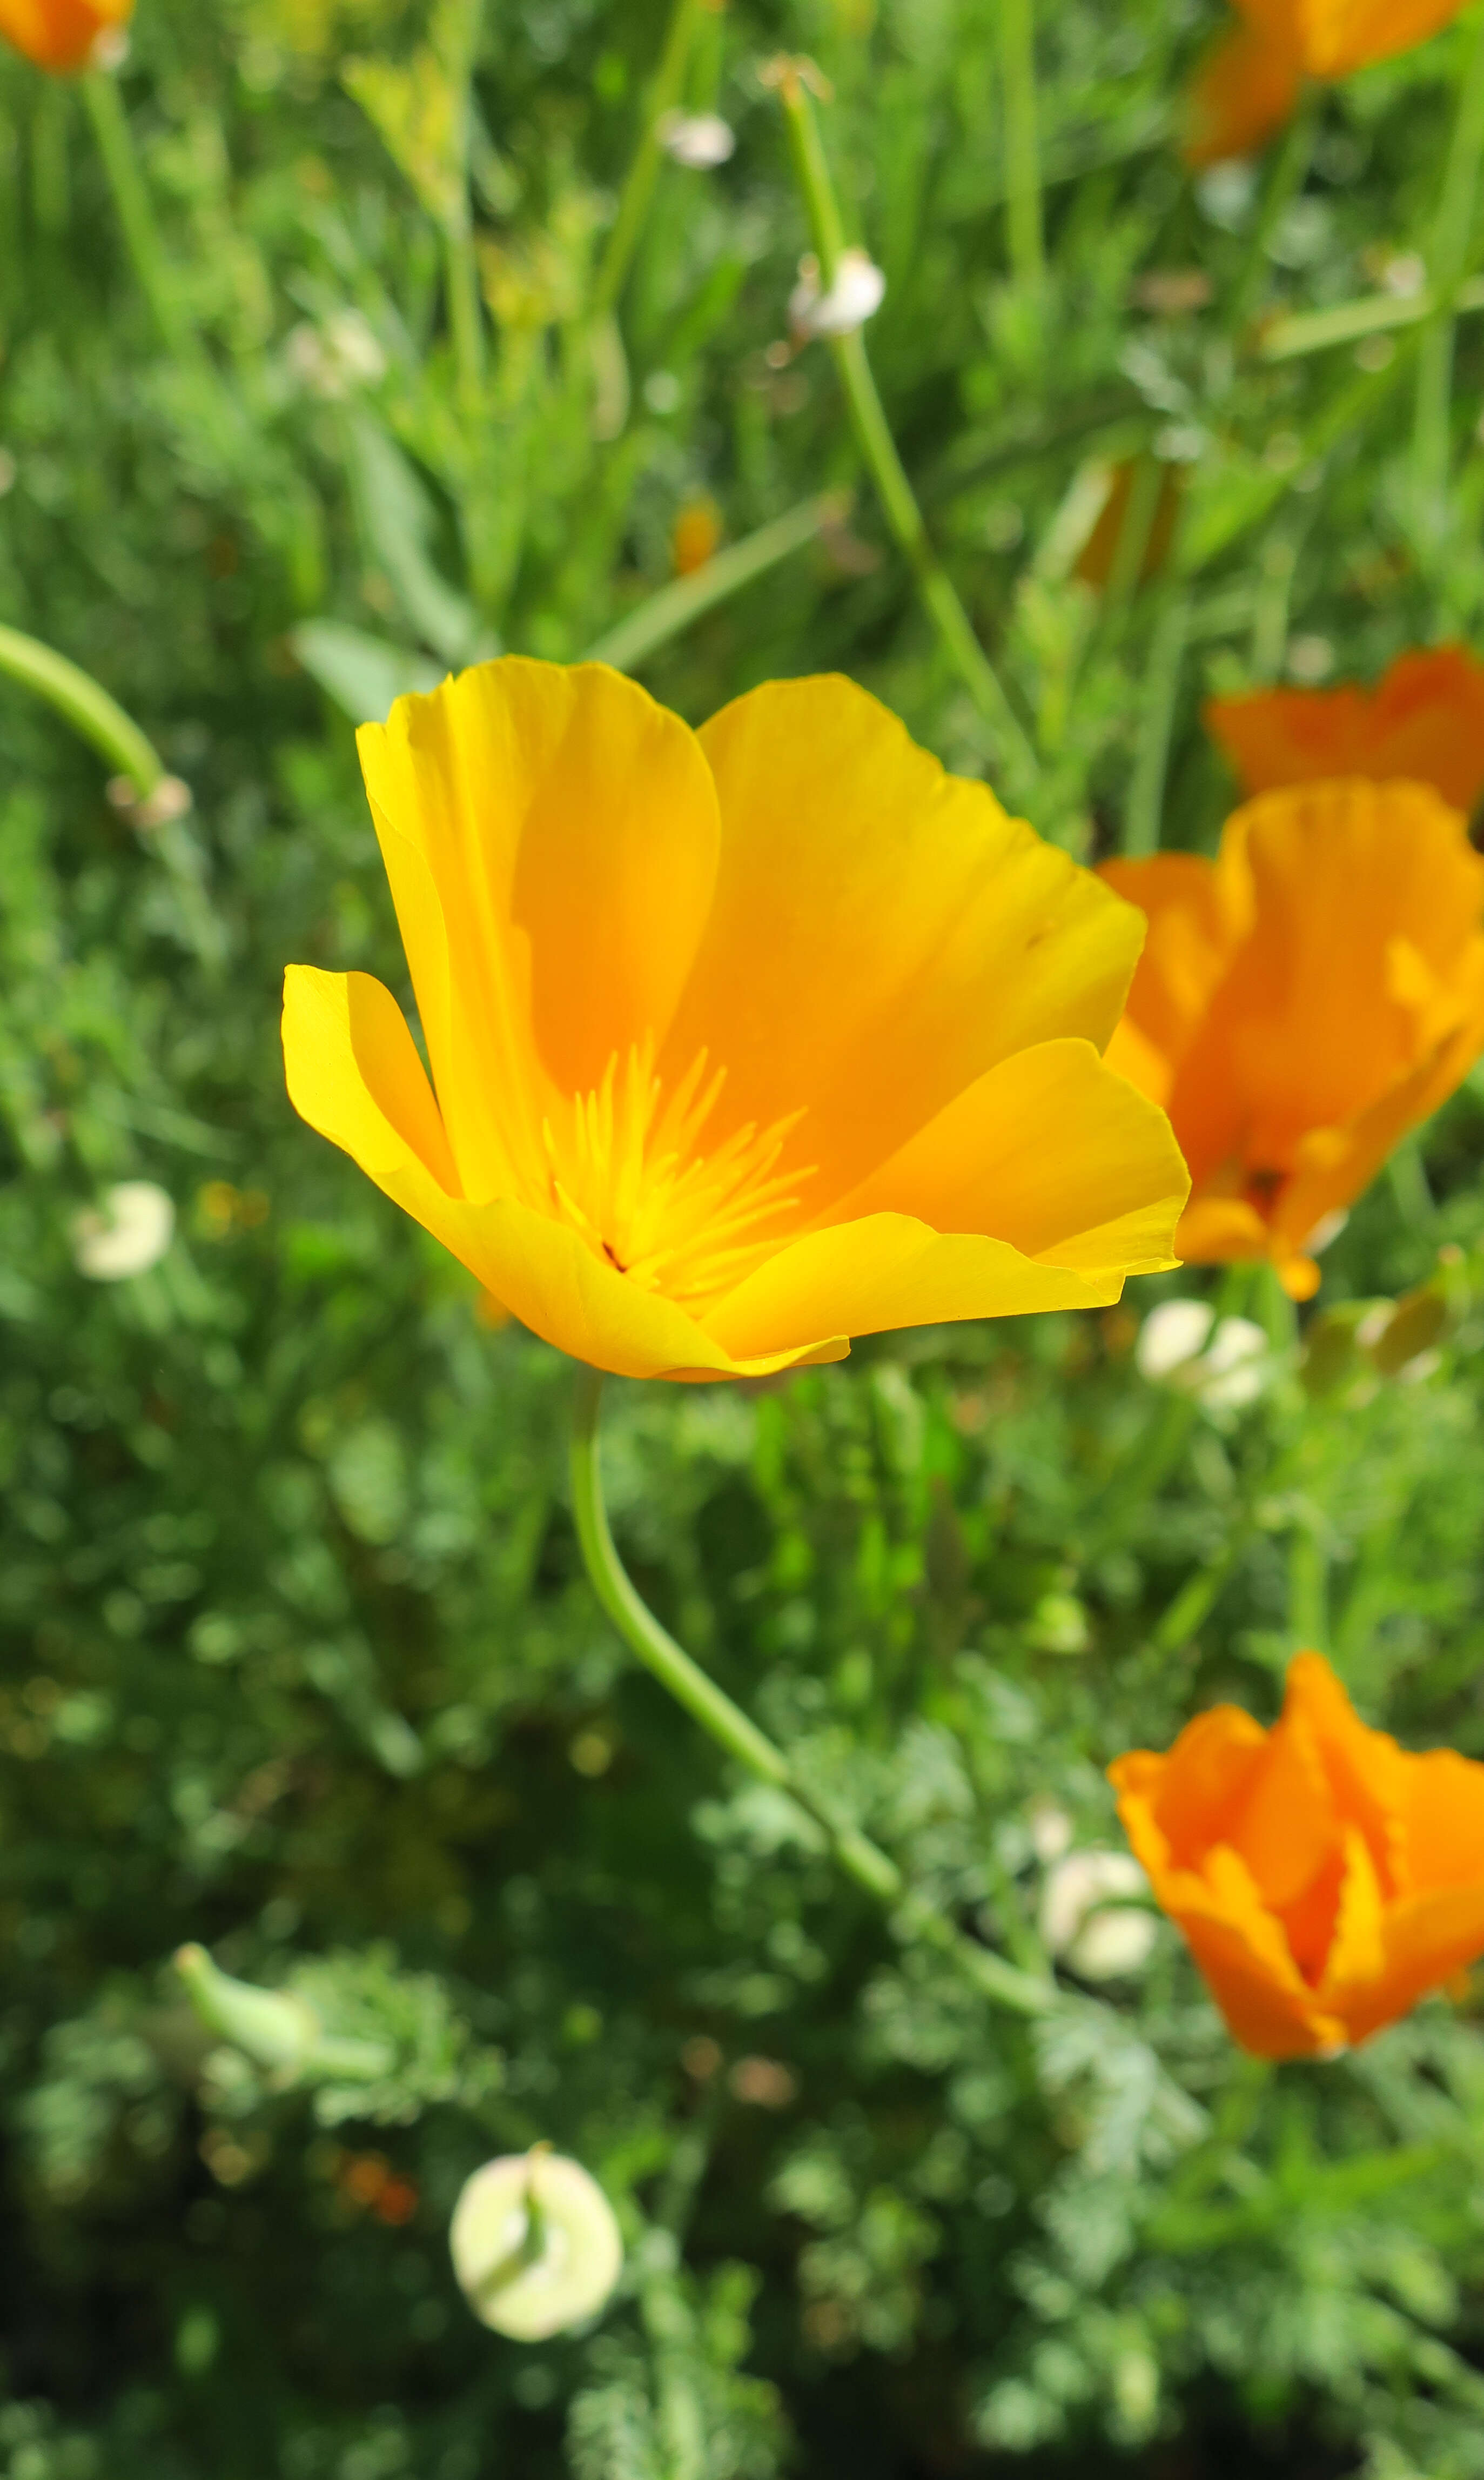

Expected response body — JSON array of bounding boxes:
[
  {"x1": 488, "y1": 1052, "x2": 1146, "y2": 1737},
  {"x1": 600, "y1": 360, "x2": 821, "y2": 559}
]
[
  {"x1": 1100, "y1": 780, "x2": 1484, "y2": 1299},
  {"x1": 0, "y1": 0, "x2": 131, "y2": 70},
  {"x1": 1206, "y1": 645, "x2": 1484, "y2": 818},
  {"x1": 1111, "y1": 1652, "x2": 1484, "y2": 2059},
  {"x1": 1185, "y1": 0, "x2": 1468, "y2": 164},
  {"x1": 283, "y1": 659, "x2": 1188, "y2": 1381}
]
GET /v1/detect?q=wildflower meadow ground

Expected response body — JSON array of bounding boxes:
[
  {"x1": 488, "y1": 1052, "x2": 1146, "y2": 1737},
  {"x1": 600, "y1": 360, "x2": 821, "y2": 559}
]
[{"x1": 9, "y1": 2, "x2": 1484, "y2": 2476}]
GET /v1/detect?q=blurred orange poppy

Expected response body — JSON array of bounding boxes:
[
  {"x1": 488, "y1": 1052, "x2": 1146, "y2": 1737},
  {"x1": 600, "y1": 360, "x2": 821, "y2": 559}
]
[
  {"x1": 0, "y1": 0, "x2": 131, "y2": 70},
  {"x1": 1111, "y1": 1652, "x2": 1484, "y2": 2059},
  {"x1": 1207, "y1": 645, "x2": 1484, "y2": 817},
  {"x1": 1186, "y1": 0, "x2": 1468, "y2": 164},
  {"x1": 284, "y1": 659, "x2": 1188, "y2": 1381},
  {"x1": 1100, "y1": 780, "x2": 1484, "y2": 1299}
]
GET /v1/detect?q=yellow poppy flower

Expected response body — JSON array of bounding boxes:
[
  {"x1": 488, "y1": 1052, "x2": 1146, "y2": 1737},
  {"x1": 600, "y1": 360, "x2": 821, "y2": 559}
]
[
  {"x1": 1185, "y1": 0, "x2": 1468, "y2": 165},
  {"x1": 1102, "y1": 781, "x2": 1484, "y2": 1300},
  {"x1": 0, "y1": 0, "x2": 131, "y2": 71},
  {"x1": 283, "y1": 660, "x2": 1187, "y2": 1381}
]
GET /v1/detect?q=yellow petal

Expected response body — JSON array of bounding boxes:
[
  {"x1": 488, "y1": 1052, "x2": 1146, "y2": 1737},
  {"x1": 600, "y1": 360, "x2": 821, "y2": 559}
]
[
  {"x1": 358, "y1": 658, "x2": 721, "y2": 1152},
  {"x1": 283, "y1": 966, "x2": 844, "y2": 1381},
  {"x1": 664, "y1": 675, "x2": 1145, "y2": 1208},
  {"x1": 829, "y1": 1037, "x2": 1187, "y2": 1275},
  {"x1": 704, "y1": 1215, "x2": 1137, "y2": 1364},
  {"x1": 1299, "y1": 0, "x2": 1468, "y2": 77}
]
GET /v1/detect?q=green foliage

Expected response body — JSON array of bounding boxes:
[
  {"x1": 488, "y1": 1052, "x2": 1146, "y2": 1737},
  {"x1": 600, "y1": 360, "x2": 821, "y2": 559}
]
[{"x1": 5, "y1": 0, "x2": 1484, "y2": 2473}]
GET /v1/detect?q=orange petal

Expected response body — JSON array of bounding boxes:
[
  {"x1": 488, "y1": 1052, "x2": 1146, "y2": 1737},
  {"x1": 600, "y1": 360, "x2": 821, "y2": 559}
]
[
  {"x1": 703, "y1": 1216, "x2": 1138, "y2": 1364},
  {"x1": 667, "y1": 675, "x2": 1145, "y2": 1210},
  {"x1": 1226, "y1": 1703, "x2": 1338, "y2": 1909},
  {"x1": 1167, "y1": 1843, "x2": 1341, "y2": 2058},
  {"x1": 1173, "y1": 1195, "x2": 1271, "y2": 1265},
  {"x1": 357, "y1": 659, "x2": 721, "y2": 1185},
  {"x1": 1183, "y1": 12, "x2": 1302, "y2": 166},
  {"x1": 1298, "y1": 0, "x2": 1470, "y2": 77},
  {"x1": 1207, "y1": 646, "x2": 1484, "y2": 814},
  {"x1": 0, "y1": 0, "x2": 129, "y2": 69},
  {"x1": 1283, "y1": 1652, "x2": 1408, "y2": 1896},
  {"x1": 281, "y1": 965, "x2": 845, "y2": 1381},
  {"x1": 1112, "y1": 1704, "x2": 1268, "y2": 1871},
  {"x1": 1167, "y1": 781, "x2": 1484, "y2": 1193},
  {"x1": 1404, "y1": 1748, "x2": 1484, "y2": 1892},
  {"x1": 1332, "y1": 1875, "x2": 1484, "y2": 2047},
  {"x1": 1099, "y1": 851, "x2": 1251, "y2": 1094},
  {"x1": 828, "y1": 1037, "x2": 1188, "y2": 1276}
]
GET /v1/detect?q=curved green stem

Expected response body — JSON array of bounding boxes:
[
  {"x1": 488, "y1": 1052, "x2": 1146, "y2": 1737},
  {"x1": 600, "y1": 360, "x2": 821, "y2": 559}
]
[
  {"x1": 0, "y1": 621, "x2": 165, "y2": 794},
  {"x1": 775, "y1": 70, "x2": 1037, "y2": 788},
  {"x1": 582, "y1": 491, "x2": 847, "y2": 673},
  {"x1": 569, "y1": 1366, "x2": 1052, "y2": 2017}
]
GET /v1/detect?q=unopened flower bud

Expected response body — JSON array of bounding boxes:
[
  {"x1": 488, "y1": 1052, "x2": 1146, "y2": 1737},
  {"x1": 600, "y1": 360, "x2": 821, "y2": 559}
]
[
  {"x1": 71, "y1": 1180, "x2": 174, "y2": 1282},
  {"x1": 450, "y1": 2149, "x2": 622, "y2": 2340},
  {"x1": 657, "y1": 110, "x2": 735, "y2": 169},
  {"x1": 175, "y1": 1944, "x2": 319, "y2": 2076},
  {"x1": 1040, "y1": 1851, "x2": 1156, "y2": 1980},
  {"x1": 789, "y1": 247, "x2": 886, "y2": 340}
]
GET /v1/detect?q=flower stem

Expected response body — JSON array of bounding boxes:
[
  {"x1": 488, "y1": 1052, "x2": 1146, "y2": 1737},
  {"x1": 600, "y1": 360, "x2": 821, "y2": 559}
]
[
  {"x1": 1123, "y1": 584, "x2": 1190, "y2": 856},
  {"x1": 1412, "y1": 8, "x2": 1484, "y2": 517},
  {"x1": 997, "y1": 0, "x2": 1045, "y2": 292},
  {"x1": 569, "y1": 1366, "x2": 1052, "y2": 2019},
  {"x1": 1228, "y1": 85, "x2": 1318, "y2": 337},
  {"x1": 0, "y1": 621, "x2": 165, "y2": 794},
  {"x1": 774, "y1": 68, "x2": 1038, "y2": 787},
  {"x1": 442, "y1": 0, "x2": 486, "y2": 411},
  {"x1": 592, "y1": 0, "x2": 706, "y2": 322},
  {"x1": 81, "y1": 70, "x2": 190, "y2": 358}
]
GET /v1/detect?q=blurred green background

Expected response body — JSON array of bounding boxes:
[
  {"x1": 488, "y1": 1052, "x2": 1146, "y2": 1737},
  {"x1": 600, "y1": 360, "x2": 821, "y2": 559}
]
[{"x1": 6, "y1": 0, "x2": 1484, "y2": 2471}]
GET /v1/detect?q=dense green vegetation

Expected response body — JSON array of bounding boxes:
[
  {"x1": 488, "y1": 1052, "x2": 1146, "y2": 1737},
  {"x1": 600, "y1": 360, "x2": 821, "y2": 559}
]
[{"x1": 6, "y1": 0, "x2": 1484, "y2": 2470}]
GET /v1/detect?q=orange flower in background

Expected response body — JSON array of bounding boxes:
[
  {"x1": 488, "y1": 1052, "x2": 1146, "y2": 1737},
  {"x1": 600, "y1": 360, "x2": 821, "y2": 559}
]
[
  {"x1": 283, "y1": 659, "x2": 1188, "y2": 1382},
  {"x1": 1111, "y1": 1652, "x2": 1484, "y2": 2059},
  {"x1": 1100, "y1": 781, "x2": 1484, "y2": 1299},
  {"x1": 1207, "y1": 645, "x2": 1484, "y2": 817},
  {"x1": 1186, "y1": 0, "x2": 1469, "y2": 164},
  {"x1": 0, "y1": 0, "x2": 131, "y2": 70}
]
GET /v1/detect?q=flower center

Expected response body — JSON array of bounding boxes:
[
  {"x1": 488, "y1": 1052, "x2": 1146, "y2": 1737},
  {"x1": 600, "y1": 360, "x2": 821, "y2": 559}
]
[{"x1": 541, "y1": 1043, "x2": 812, "y2": 1310}]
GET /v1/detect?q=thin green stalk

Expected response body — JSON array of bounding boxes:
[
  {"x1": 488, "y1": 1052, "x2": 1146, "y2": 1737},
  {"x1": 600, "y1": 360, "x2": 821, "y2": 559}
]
[
  {"x1": 1228, "y1": 86, "x2": 1318, "y2": 335},
  {"x1": 1288, "y1": 1522, "x2": 1327, "y2": 1646},
  {"x1": 583, "y1": 491, "x2": 848, "y2": 672},
  {"x1": 442, "y1": 0, "x2": 485, "y2": 409},
  {"x1": 1259, "y1": 275, "x2": 1484, "y2": 363},
  {"x1": 592, "y1": 0, "x2": 706, "y2": 321},
  {"x1": 1124, "y1": 585, "x2": 1189, "y2": 856},
  {"x1": 775, "y1": 70, "x2": 1037, "y2": 784},
  {"x1": 998, "y1": 0, "x2": 1045, "y2": 291},
  {"x1": 1412, "y1": 8, "x2": 1484, "y2": 513},
  {"x1": 569, "y1": 1367, "x2": 1052, "y2": 2019},
  {"x1": 0, "y1": 621, "x2": 165, "y2": 793},
  {"x1": 81, "y1": 71, "x2": 189, "y2": 357}
]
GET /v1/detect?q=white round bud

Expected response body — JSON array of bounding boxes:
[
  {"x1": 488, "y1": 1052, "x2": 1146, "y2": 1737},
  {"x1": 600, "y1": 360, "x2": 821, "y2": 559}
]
[
  {"x1": 1040, "y1": 1849, "x2": 1156, "y2": 1980},
  {"x1": 449, "y1": 2150, "x2": 622, "y2": 2341},
  {"x1": 1135, "y1": 1297, "x2": 1214, "y2": 1383},
  {"x1": 71, "y1": 1181, "x2": 174, "y2": 1282}
]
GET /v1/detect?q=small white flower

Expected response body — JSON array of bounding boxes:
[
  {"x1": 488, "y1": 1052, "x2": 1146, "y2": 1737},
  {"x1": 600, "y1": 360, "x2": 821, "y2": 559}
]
[
  {"x1": 1040, "y1": 1851, "x2": 1156, "y2": 1980},
  {"x1": 1135, "y1": 1297, "x2": 1214, "y2": 1382},
  {"x1": 71, "y1": 1182, "x2": 175, "y2": 1282},
  {"x1": 657, "y1": 110, "x2": 736, "y2": 170},
  {"x1": 1198, "y1": 1316, "x2": 1270, "y2": 1411},
  {"x1": 1029, "y1": 1800, "x2": 1073, "y2": 1864},
  {"x1": 789, "y1": 247, "x2": 886, "y2": 340},
  {"x1": 450, "y1": 2150, "x2": 622, "y2": 2340}
]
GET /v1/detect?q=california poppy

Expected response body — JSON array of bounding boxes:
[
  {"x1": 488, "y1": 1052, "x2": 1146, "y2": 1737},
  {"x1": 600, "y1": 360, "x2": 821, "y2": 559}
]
[
  {"x1": 1207, "y1": 645, "x2": 1484, "y2": 819},
  {"x1": 283, "y1": 660, "x2": 1187, "y2": 1380},
  {"x1": 1186, "y1": 0, "x2": 1468, "y2": 165},
  {"x1": 1101, "y1": 781, "x2": 1484, "y2": 1299},
  {"x1": 1111, "y1": 1652, "x2": 1484, "y2": 2058},
  {"x1": 0, "y1": 0, "x2": 131, "y2": 70}
]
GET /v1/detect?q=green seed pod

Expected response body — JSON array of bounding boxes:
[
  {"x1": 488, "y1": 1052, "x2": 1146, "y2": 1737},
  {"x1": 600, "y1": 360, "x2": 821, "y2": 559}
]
[
  {"x1": 449, "y1": 2149, "x2": 623, "y2": 2340},
  {"x1": 1367, "y1": 1277, "x2": 1454, "y2": 1378}
]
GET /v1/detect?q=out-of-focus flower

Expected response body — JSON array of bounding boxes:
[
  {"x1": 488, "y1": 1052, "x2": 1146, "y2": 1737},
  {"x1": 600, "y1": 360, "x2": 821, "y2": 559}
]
[
  {"x1": 1186, "y1": 0, "x2": 1469, "y2": 165},
  {"x1": 657, "y1": 109, "x2": 735, "y2": 168},
  {"x1": 789, "y1": 247, "x2": 886, "y2": 339},
  {"x1": 449, "y1": 2149, "x2": 622, "y2": 2339},
  {"x1": 1101, "y1": 783, "x2": 1484, "y2": 1299},
  {"x1": 0, "y1": 0, "x2": 130, "y2": 71},
  {"x1": 1040, "y1": 1849, "x2": 1157, "y2": 1980},
  {"x1": 285, "y1": 311, "x2": 388, "y2": 401},
  {"x1": 284, "y1": 659, "x2": 1187, "y2": 1381},
  {"x1": 1207, "y1": 646, "x2": 1484, "y2": 819},
  {"x1": 1111, "y1": 1652, "x2": 1484, "y2": 2057},
  {"x1": 71, "y1": 1181, "x2": 174, "y2": 1282},
  {"x1": 1137, "y1": 1298, "x2": 1272, "y2": 1408},
  {"x1": 671, "y1": 498, "x2": 724, "y2": 577}
]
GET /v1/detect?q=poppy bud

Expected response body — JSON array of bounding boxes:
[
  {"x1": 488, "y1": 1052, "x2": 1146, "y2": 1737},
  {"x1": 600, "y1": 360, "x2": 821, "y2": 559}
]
[{"x1": 449, "y1": 2149, "x2": 623, "y2": 2340}]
